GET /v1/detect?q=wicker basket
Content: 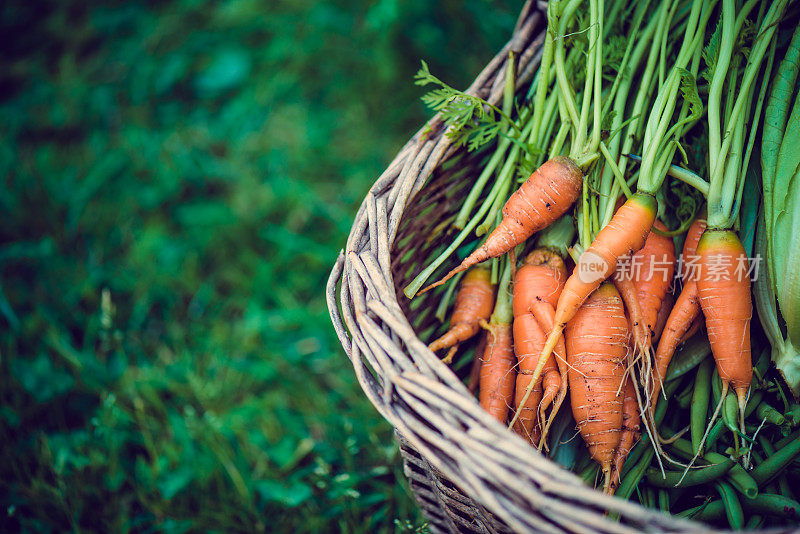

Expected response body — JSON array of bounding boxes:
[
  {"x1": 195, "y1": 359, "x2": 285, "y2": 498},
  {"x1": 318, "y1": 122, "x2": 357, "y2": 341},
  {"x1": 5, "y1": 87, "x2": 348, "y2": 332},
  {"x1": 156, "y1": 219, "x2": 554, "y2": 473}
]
[{"x1": 326, "y1": 3, "x2": 775, "y2": 532}]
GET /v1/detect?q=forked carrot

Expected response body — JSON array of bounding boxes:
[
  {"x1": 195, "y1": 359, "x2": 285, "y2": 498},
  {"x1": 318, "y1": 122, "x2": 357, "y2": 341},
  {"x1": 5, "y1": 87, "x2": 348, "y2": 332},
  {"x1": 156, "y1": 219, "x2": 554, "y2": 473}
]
[
  {"x1": 420, "y1": 157, "x2": 582, "y2": 293},
  {"x1": 696, "y1": 230, "x2": 752, "y2": 423},
  {"x1": 650, "y1": 213, "x2": 707, "y2": 403},
  {"x1": 566, "y1": 282, "x2": 629, "y2": 494},
  {"x1": 509, "y1": 250, "x2": 569, "y2": 447},
  {"x1": 428, "y1": 266, "x2": 495, "y2": 363}
]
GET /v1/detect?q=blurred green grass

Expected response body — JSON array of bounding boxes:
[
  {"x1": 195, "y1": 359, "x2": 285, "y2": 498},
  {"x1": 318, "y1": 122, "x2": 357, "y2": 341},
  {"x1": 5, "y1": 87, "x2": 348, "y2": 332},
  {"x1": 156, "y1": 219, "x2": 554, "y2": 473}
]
[{"x1": 0, "y1": 1, "x2": 520, "y2": 531}]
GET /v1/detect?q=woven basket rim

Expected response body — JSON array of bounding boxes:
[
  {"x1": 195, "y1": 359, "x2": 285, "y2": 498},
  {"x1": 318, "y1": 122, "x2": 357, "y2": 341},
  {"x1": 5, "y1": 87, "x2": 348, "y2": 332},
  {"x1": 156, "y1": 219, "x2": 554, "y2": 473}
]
[{"x1": 326, "y1": 2, "x2": 750, "y2": 532}]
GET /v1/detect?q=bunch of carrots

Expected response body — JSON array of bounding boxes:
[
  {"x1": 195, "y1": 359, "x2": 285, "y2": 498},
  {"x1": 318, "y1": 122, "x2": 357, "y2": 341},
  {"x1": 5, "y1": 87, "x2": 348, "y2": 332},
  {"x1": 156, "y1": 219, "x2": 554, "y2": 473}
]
[{"x1": 404, "y1": 0, "x2": 800, "y2": 528}]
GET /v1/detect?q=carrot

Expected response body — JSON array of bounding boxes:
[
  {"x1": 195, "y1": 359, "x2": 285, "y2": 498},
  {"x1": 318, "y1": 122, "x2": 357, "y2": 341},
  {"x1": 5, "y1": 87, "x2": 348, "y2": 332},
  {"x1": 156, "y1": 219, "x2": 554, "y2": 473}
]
[
  {"x1": 512, "y1": 314, "x2": 545, "y2": 445},
  {"x1": 420, "y1": 157, "x2": 582, "y2": 293},
  {"x1": 652, "y1": 291, "x2": 674, "y2": 344},
  {"x1": 650, "y1": 213, "x2": 707, "y2": 403},
  {"x1": 632, "y1": 219, "x2": 675, "y2": 339},
  {"x1": 612, "y1": 268, "x2": 650, "y2": 356},
  {"x1": 479, "y1": 322, "x2": 516, "y2": 422},
  {"x1": 531, "y1": 192, "x2": 656, "y2": 391},
  {"x1": 696, "y1": 230, "x2": 752, "y2": 422},
  {"x1": 479, "y1": 261, "x2": 516, "y2": 423},
  {"x1": 510, "y1": 250, "x2": 568, "y2": 447},
  {"x1": 428, "y1": 266, "x2": 495, "y2": 363},
  {"x1": 566, "y1": 282, "x2": 628, "y2": 494},
  {"x1": 609, "y1": 376, "x2": 641, "y2": 495}
]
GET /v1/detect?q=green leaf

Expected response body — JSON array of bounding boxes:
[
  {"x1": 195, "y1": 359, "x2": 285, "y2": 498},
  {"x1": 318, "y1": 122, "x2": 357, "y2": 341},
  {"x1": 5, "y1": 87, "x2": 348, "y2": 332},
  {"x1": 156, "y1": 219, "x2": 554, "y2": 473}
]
[
  {"x1": 677, "y1": 68, "x2": 703, "y2": 124},
  {"x1": 194, "y1": 48, "x2": 251, "y2": 96},
  {"x1": 158, "y1": 467, "x2": 195, "y2": 500},
  {"x1": 255, "y1": 480, "x2": 313, "y2": 507},
  {"x1": 702, "y1": 20, "x2": 722, "y2": 82},
  {"x1": 10, "y1": 353, "x2": 75, "y2": 403}
]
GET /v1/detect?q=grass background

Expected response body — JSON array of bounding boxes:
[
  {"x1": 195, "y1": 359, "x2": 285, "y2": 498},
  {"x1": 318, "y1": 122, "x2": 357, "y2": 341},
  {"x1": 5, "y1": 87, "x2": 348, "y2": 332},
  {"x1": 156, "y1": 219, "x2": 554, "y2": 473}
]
[{"x1": 0, "y1": 1, "x2": 520, "y2": 531}]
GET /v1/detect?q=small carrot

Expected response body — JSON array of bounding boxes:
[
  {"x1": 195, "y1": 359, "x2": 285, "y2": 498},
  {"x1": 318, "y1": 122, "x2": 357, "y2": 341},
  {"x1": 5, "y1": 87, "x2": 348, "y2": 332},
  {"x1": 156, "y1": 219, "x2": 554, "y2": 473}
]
[
  {"x1": 509, "y1": 250, "x2": 569, "y2": 447},
  {"x1": 566, "y1": 281, "x2": 629, "y2": 494},
  {"x1": 609, "y1": 376, "x2": 641, "y2": 495},
  {"x1": 479, "y1": 262, "x2": 516, "y2": 423},
  {"x1": 420, "y1": 157, "x2": 582, "y2": 293},
  {"x1": 428, "y1": 266, "x2": 495, "y2": 363},
  {"x1": 612, "y1": 267, "x2": 651, "y2": 357},
  {"x1": 512, "y1": 314, "x2": 545, "y2": 445},
  {"x1": 532, "y1": 192, "x2": 656, "y2": 394},
  {"x1": 632, "y1": 219, "x2": 676, "y2": 339},
  {"x1": 650, "y1": 213, "x2": 707, "y2": 403},
  {"x1": 652, "y1": 291, "x2": 674, "y2": 344}
]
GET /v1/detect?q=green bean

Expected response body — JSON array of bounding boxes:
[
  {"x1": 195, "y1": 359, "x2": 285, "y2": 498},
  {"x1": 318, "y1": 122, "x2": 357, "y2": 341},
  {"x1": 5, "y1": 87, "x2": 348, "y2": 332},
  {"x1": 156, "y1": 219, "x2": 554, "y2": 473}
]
[
  {"x1": 712, "y1": 368, "x2": 722, "y2": 404},
  {"x1": 657, "y1": 489, "x2": 669, "y2": 512},
  {"x1": 716, "y1": 481, "x2": 744, "y2": 529},
  {"x1": 755, "y1": 402, "x2": 786, "y2": 426},
  {"x1": 754, "y1": 347, "x2": 771, "y2": 378},
  {"x1": 621, "y1": 438, "x2": 649, "y2": 480},
  {"x1": 723, "y1": 391, "x2": 739, "y2": 434},
  {"x1": 786, "y1": 404, "x2": 800, "y2": 427},
  {"x1": 675, "y1": 383, "x2": 694, "y2": 409},
  {"x1": 617, "y1": 448, "x2": 655, "y2": 500},
  {"x1": 744, "y1": 515, "x2": 763, "y2": 530},
  {"x1": 706, "y1": 419, "x2": 726, "y2": 451},
  {"x1": 758, "y1": 434, "x2": 775, "y2": 455},
  {"x1": 678, "y1": 494, "x2": 800, "y2": 523},
  {"x1": 664, "y1": 333, "x2": 711, "y2": 382},
  {"x1": 775, "y1": 428, "x2": 800, "y2": 450},
  {"x1": 668, "y1": 438, "x2": 758, "y2": 499},
  {"x1": 760, "y1": 435, "x2": 799, "y2": 499},
  {"x1": 678, "y1": 499, "x2": 724, "y2": 521},
  {"x1": 743, "y1": 390, "x2": 764, "y2": 418},
  {"x1": 642, "y1": 487, "x2": 656, "y2": 509},
  {"x1": 579, "y1": 462, "x2": 599, "y2": 485},
  {"x1": 691, "y1": 358, "x2": 713, "y2": 454},
  {"x1": 744, "y1": 494, "x2": 800, "y2": 520},
  {"x1": 646, "y1": 458, "x2": 734, "y2": 488},
  {"x1": 779, "y1": 476, "x2": 797, "y2": 502},
  {"x1": 751, "y1": 431, "x2": 800, "y2": 486}
]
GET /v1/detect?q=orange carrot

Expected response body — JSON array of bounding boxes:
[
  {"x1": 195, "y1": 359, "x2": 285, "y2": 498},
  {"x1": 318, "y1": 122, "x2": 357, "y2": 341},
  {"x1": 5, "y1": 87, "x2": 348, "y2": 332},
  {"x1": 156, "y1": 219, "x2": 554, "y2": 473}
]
[
  {"x1": 632, "y1": 219, "x2": 676, "y2": 339},
  {"x1": 566, "y1": 282, "x2": 628, "y2": 493},
  {"x1": 609, "y1": 376, "x2": 641, "y2": 495},
  {"x1": 653, "y1": 291, "x2": 674, "y2": 344},
  {"x1": 696, "y1": 230, "x2": 752, "y2": 419},
  {"x1": 612, "y1": 268, "x2": 651, "y2": 356},
  {"x1": 531, "y1": 192, "x2": 656, "y2": 391},
  {"x1": 421, "y1": 157, "x2": 582, "y2": 293},
  {"x1": 479, "y1": 262, "x2": 516, "y2": 423},
  {"x1": 479, "y1": 322, "x2": 516, "y2": 422},
  {"x1": 510, "y1": 250, "x2": 568, "y2": 447},
  {"x1": 650, "y1": 213, "x2": 707, "y2": 402},
  {"x1": 428, "y1": 266, "x2": 495, "y2": 363},
  {"x1": 512, "y1": 314, "x2": 545, "y2": 444}
]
